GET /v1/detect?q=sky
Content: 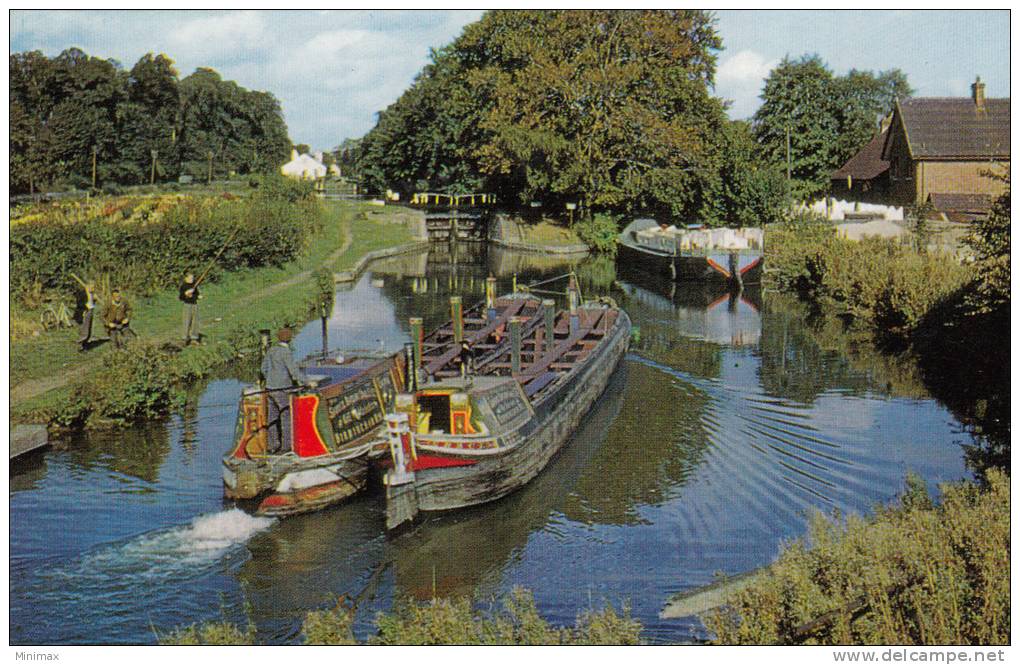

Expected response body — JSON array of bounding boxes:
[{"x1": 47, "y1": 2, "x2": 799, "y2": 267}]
[{"x1": 9, "y1": 9, "x2": 1011, "y2": 151}]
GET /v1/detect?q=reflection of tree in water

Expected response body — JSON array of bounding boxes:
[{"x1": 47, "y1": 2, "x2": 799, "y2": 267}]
[
  {"x1": 563, "y1": 360, "x2": 712, "y2": 525},
  {"x1": 63, "y1": 422, "x2": 172, "y2": 484},
  {"x1": 758, "y1": 293, "x2": 937, "y2": 404}
]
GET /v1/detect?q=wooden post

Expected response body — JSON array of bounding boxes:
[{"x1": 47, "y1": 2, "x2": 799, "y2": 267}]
[
  {"x1": 91, "y1": 146, "x2": 97, "y2": 188},
  {"x1": 150, "y1": 149, "x2": 158, "y2": 185},
  {"x1": 450, "y1": 296, "x2": 463, "y2": 343},
  {"x1": 409, "y1": 317, "x2": 423, "y2": 377},
  {"x1": 510, "y1": 316, "x2": 524, "y2": 375},
  {"x1": 543, "y1": 299, "x2": 556, "y2": 353},
  {"x1": 207, "y1": 150, "x2": 214, "y2": 184}
]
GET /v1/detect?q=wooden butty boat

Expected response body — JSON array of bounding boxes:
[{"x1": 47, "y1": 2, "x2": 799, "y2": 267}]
[{"x1": 382, "y1": 283, "x2": 632, "y2": 530}]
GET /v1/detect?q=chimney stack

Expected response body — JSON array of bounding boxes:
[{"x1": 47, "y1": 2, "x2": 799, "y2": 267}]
[{"x1": 972, "y1": 76, "x2": 986, "y2": 111}]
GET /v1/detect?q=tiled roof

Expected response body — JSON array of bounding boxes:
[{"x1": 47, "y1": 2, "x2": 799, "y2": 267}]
[
  {"x1": 832, "y1": 128, "x2": 890, "y2": 180},
  {"x1": 928, "y1": 192, "x2": 993, "y2": 213},
  {"x1": 890, "y1": 97, "x2": 1010, "y2": 159}
]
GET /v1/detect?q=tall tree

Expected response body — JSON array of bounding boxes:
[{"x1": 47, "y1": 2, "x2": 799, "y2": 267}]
[
  {"x1": 355, "y1": 10, "x2": 727, "y2": 220},
  {"x1": 753, "y1": 55, "x2": 912, "y2": 201},
  {"x1": 119, "y1": 53, "x2": 181, "y2": 182}
]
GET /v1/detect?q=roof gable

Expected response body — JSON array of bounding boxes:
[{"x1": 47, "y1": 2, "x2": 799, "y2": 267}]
[
  {"x1": 833, "y1": 128, "x2": 890, "y2": 180},
  {"x1": 893, "y1": 97, "x2": 1009, "y2": 160}
]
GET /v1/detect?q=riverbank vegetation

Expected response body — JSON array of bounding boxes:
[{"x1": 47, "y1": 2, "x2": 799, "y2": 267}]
[
  {"x1": 10, "y1": 49, "x2": 290, "y2": 194},
  {"x1": 160, "y1": 588, "x2": 641, "y2": 645},
  {"x1": 765, "y1": 176, "x2": 1010, "y2": 477},
  {"x1": 706, "y1": 469, "x2": 1009, "y2": 645},
  {"x1": 11, "y1": 190, "x2": 417, "y2": 429}
]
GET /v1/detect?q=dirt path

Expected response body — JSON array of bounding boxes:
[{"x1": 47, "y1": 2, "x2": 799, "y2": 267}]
[{"x1": 11, "y1": 224, "x2": 353, "y2": 407}]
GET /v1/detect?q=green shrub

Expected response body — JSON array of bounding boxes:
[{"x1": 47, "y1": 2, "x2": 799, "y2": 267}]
[
  {"x1": 10, "y1": 191, "x2": 323, "y2": 299},
  {"x1": 575, "y1": 213, "x2": 621, "y2": 254},
  {"x1": 158, "y1": 621, "x2": 256, "y2": 645},
  {"x1": 766, "y1": 221, "x2": 970, "y2": 337},
  {"x1": 297, "y1": 588, "x2": 641, "y2": 645},
  {"x1": 705, "y1": 470, "x2": 1010, "y2": 645}
]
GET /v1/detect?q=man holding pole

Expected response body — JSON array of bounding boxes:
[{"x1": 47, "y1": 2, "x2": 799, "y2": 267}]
[
  {"x1": 74, "y1": 276, "x2": 96, "y2": 352},
  {"x1": 179, "y1": 272, "x2": 201, "y2": 345}
]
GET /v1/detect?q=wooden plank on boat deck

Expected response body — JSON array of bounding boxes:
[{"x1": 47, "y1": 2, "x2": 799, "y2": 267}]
[
  {"x1": 11, "y1": 425, "x2": 48, "y2": 460},
  {"x1": 425, "y1": 298, "x2": 531, "y2": 374},
  {"x1": 519, "y1": 310, "x2": 605, "y2": 381}
]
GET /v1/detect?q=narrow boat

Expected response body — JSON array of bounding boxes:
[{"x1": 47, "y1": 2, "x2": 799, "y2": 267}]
[
  {"x1": 222, "y1": 353, "x2": 404, "y2": 516},
  {"x1": 617, "y1": 218, "x2": 763, "y2": 286},
  {"x1": 381, "y1": 288, "x2": 631, "y2": 529},
  {"x1": 221, "y1": 287, "x2": 543, "y2": 517}
]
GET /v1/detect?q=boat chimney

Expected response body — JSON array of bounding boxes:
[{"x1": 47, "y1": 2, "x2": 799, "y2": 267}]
[
  {"x1": 403, "y1": 343, "x2": 417, "y2": 392},
  {"x1": 972, "y1": 75, "x2": 986, "y2": 111},
  {"x1": 510, "y1": 316, "x2": 524, "y2": 374},
  {"x1": 450, "y1": 296, "x2": 464, "y2": 343},
  {"x1": 543, "y1": 299, "x2": 556, "y2": 353}
]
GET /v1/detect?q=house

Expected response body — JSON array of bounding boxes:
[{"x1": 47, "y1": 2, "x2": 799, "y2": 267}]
[
  {"x1": 880, "y1": 76, "x2": 1009, "y2": 216},
  {"x1": 831, "y1": 126, "x2": 891, "y2": 203},
  {"x1": 281, "y1": 149, "x2": 327, "y2": 180}
]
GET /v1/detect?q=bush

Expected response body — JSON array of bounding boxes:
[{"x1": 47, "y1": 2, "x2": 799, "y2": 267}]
[
  {"x1": 765, "y1": 220, "x2": 970, "y2": 337},
  {"x1": 10, "y1": 191, "x2": 323, "y2": 299},
  {"x1": 705, "y1": 470, "x2": 1009, "y2": 645},
  {"x1": 297, "y1": 588, "x2": 641, "y2": 645},
  {"x1": 158, "y1": 621, "x2": 256, "y2": 645},
  {"x1": 575, "y1": 213, "x2": 620, "y2": 254}
]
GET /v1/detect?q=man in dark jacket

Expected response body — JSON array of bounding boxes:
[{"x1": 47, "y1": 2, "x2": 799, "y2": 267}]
[
  {"x1": 179, "y1": 272, "x2": 201, "y2": 345},
  {"x1": 103, "y1": 288, "x2": 133, "y2": 349},
  {"x1": 260, "y1": 327, "x2": 308, "y2": 453}
]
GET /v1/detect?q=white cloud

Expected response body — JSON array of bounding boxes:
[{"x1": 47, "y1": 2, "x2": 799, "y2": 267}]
[
  {"x1": 715, "y1": 49, "x2": 778, "y2": 120},
  {"x1": 169, "y1": 11, "x2": 268, "y2": 61}
]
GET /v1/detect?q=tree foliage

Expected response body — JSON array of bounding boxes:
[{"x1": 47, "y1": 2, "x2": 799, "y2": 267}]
[
  {"x1": 9, "y1": 49, "x2": 292, "y2": 193},
  {"x1": 753, "y1": 54, "x2": 911, "y2": 201},
  {"x1": 965, "y1": 168, "x2": 1010, "y2": 315},
  {"x1": 353, "y1": 10, "x2": 741, "y2": 223}
]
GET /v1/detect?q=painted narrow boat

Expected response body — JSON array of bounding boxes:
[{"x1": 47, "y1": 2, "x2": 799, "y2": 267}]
[
  {"x1": 222, "y1": 353, "x2": 405, "y2": 516},
  {"x1": 221, "y1": 290, "x2": 545, "y2": 517},
  {"x1": 617, "y1": 218, "x2": 763, "y2": 286},
  {"x1": 381, "y1": 291, "x2": 632, "y2": 530}
]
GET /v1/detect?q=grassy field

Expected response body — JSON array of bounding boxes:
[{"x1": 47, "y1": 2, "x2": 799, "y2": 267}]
[{"x1": 11, "y1": 201, "x2": 417, "y2": 424}]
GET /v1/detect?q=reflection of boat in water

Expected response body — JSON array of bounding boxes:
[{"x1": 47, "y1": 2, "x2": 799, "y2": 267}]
[
  {"x1": 617, "y1": 218, "x2": 763, "y2": 286},
  {"x1": 382, "y1": 289, "x2": 631, "y2": 529},
  {"x1": 221, "y1": 292, "x2": 542, "y2": 517},
  {"x1": 617, "y1": 266, "x2": 762, "y2": 347}
]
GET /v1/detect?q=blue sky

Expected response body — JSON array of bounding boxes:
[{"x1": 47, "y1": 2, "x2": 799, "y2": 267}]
[{"x1": 10, "y1": 10, "x2": 1010, "y2": 150}]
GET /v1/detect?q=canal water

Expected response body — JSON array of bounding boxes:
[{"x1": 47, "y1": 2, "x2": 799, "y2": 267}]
[{"x1": 10, "y1": 245, "x2": 973, "y2": 645}]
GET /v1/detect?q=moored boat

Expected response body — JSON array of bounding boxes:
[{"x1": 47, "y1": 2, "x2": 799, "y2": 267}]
[
  {"x1": 381, "y1": 290, "x2": 632, "y2": 530},
  {"x1": 617, "y1": 218, "x2": 763, "y2": 286}
]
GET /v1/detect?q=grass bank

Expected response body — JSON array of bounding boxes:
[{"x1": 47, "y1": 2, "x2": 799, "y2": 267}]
[
  {"x1": 11, "y1": 201, "x2": 417, "y2": 429},
  {"x1": 159, "y1": 588, "x2": 641, "y2": 645},
  {"x1": 706, "y1": 470, "x2": 1009, "y2": 645}
]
